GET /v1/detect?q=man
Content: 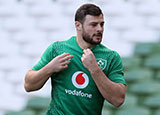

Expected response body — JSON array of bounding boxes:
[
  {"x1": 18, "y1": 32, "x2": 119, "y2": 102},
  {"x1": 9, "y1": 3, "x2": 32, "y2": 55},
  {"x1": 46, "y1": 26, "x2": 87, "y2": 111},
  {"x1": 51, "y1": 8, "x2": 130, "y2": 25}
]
[{"x1": 24, "y1": 3, "x2": 126, "y2": 115}]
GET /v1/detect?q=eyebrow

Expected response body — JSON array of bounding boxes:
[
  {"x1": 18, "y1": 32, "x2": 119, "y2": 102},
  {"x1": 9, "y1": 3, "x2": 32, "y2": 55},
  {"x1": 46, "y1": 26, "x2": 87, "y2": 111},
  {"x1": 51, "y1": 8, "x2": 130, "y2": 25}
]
[
  {"x1": 90, "y1": 21, "x2": 104, "y2": 23},
  {"x1": 89, "y1": 21, "x2": 105, "y2": 25}
]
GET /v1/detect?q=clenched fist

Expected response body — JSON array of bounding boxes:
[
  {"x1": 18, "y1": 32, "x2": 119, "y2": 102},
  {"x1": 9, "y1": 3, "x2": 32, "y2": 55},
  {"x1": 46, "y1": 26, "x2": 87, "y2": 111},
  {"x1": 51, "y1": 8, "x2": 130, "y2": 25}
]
[
  {"x1": 81, "y1": 49, "x2": 99, "y2": 72},
  {"x1": 46, "y1": 53, "x2": 73, "y2": 74}
]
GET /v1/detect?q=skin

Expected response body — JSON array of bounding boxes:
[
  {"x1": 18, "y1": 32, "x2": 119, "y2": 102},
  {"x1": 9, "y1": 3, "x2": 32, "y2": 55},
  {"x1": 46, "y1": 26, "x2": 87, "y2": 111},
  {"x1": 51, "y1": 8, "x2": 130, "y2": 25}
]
[
  {"x1": 75, "y1": 15, "x2": 104, "y2": 49},
  {"x1": 24, "y1": 14, "x2": 126, "y2": 107},
  {"x1": 24, "y1": 53, "x2": 73, "y2": 92},
  {"x1": 76, "y1": 14, "x2": 126, "y2": 107}
]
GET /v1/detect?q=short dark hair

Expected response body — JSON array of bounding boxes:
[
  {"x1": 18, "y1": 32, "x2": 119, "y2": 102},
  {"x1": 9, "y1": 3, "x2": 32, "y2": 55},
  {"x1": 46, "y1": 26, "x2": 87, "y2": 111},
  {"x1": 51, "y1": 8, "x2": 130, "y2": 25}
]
[{"x1": 75, "y1": 4, "x2": 103, "y2": 24}]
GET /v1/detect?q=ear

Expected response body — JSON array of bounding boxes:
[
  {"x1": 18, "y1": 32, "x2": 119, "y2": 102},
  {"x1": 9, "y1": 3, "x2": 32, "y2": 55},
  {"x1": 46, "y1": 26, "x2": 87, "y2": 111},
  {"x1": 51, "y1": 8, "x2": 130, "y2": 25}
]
[{"x1": 75, "y1": 21, "x2": 82, "y2": 31}]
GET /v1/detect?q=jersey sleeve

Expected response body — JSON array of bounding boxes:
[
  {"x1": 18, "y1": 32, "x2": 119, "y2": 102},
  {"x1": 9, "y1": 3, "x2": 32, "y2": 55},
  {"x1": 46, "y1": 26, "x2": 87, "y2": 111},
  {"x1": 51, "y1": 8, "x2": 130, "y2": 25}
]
[
  {"x1": 32, "y1": 44, "x2": 54, "y2": 71},
  {"x1": 107, "y1": 51, "x2": 127, "y2": 85}
]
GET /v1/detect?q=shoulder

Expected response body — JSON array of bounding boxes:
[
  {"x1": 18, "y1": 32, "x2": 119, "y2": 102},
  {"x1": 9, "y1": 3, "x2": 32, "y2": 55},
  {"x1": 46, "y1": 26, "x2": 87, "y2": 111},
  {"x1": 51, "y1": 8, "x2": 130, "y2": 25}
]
[
  {"x1": 98, "y1": 44, "x2": 118, "y2": 54},
  {"x1": 51, "y1": 36, "x2": 74, "y2": 47},
  {"x1": 98, "y1": 44, "x2": 121, "y2": 59}
]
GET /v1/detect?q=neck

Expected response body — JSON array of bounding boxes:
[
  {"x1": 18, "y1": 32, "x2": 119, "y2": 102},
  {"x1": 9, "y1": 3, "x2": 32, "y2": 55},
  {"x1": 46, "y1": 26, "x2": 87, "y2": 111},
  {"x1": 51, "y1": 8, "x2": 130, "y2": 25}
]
[{"x1": 76, "y1": 34, "x2": 94, "y2": 50}]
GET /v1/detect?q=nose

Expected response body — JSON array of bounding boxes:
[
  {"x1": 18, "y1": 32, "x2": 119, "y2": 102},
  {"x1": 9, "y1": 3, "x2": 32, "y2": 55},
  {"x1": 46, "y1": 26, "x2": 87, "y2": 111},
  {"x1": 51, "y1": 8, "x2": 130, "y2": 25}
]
[{"x1": 96, "y1": 24, "x2": 103, "y2": 32}]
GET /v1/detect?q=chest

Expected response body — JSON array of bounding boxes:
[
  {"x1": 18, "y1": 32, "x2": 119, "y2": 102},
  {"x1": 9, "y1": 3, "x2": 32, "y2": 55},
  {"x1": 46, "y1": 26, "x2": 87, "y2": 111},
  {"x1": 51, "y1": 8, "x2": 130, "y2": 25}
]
[{"x1": 52, "y1": 47, "x2": 109, "y2": 92}]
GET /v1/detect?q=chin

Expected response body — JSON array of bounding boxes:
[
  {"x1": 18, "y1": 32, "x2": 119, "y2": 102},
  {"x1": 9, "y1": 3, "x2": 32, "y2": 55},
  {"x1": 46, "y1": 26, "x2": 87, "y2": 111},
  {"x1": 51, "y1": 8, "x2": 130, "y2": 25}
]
[
  {"x1": 95, "y1": 38, "x2": 102, "y2": 42},
  {"x1": 93, "y1": 40, "x2": 101, "y2": 45}
]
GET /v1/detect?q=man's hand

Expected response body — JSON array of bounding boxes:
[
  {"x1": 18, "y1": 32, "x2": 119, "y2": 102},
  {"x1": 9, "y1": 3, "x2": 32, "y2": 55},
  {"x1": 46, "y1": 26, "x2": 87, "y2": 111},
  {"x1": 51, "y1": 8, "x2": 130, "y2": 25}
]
[
  {"x1": 46, "y1": 53, "x2": 73, "y2": 74},
  {"x1": 24, "y1": 53, "x2": 73, "y2": 92},
  {"x1": 81, "y1": 49, "x2": 126, "y2": 107},
  {"x1": 81, "y1": 49, "x2": 99, "y2": 72}
]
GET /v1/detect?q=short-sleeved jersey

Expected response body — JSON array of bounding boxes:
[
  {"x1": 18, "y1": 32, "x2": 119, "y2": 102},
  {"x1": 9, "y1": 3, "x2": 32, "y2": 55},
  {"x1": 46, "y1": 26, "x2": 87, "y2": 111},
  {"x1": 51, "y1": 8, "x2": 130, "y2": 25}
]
[{"x1": 32, "y1": 36, "x2": 126, "y2": 115}]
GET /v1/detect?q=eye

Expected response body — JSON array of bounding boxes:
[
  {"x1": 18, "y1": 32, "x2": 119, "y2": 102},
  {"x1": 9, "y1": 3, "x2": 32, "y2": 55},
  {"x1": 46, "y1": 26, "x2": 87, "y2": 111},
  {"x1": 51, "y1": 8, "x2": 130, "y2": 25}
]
[
  {"x1": 100, "y1": 22, "x2": 104, "y2": 27},
  {"x1": 90, "y1": 23, "x2": 97, "y2": 27}
]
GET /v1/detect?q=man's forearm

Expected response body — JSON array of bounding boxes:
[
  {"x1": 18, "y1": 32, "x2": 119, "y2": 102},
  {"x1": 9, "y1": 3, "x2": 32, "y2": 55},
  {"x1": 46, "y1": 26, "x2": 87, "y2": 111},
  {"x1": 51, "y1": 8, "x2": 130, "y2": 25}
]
[
  {"x1": 81, "y1": 49, "x2": 126, "y2": 107},
  {"x1": 89, "y1": 66, "x2": 126, "y2": 107},
  {"x1": 24, "y1": 66, "x2": 52, "y2": 92},
  {"x1": 24, "y1": 53, "x2": 73, "y2": 92}
]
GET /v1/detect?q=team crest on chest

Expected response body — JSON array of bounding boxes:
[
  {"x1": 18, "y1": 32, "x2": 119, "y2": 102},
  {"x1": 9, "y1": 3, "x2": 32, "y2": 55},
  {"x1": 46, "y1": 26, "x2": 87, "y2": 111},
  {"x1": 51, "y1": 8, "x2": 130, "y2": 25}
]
[{"x1": 96, "y1": 58, "x2": 107, "y2": 70}]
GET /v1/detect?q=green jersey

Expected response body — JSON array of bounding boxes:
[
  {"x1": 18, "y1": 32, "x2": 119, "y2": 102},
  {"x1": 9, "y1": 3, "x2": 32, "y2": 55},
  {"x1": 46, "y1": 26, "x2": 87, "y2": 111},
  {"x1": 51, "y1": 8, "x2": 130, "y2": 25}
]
[{"x1": 32, "y1": 36, "x2": 126, "y2": 115}]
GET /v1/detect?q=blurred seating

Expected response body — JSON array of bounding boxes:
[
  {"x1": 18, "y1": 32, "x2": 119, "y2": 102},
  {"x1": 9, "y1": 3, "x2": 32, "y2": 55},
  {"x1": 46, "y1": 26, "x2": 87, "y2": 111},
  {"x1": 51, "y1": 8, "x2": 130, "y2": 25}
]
[
  {"x1": 122, "y1": 56, "x2": 141, "y2": 71},
  {"x1": 134, "y1": 43, "x2": 160, "y2": 56},
  {"x1": 21, "y1": 0, "x2": 53, "y2": 6},
  {"x1": 103, "y1": 2, "x2": 134, "y2": 17},
  {"x1": 102, "y1": 42, "x2": 160, "y2": 115},
  {"x1": 0, "y1": 0, "x2": 160, "y2": 115},
  {"x1": 143, "y1": 94, "x2": 160, "y2": 109},
  {"x1": 4, "y1": 97, "x2": 50, "y2": 115},
  {"x1": 109, "y1": 15, "x2": 144, "y2": 31},
  {"x1": 125, "y1": 68, "x2": 153, "y2": 83},
  {"x1": 144, "y1": 55, "x2": 160, "y2": 69},
  {"x1": 135, "y1": 1, "x2": 160, "y2": 17},
  {"x1": 155, "y1": 109, "x2": 160, "y2": 115},
  {"x1": 26, "y1": 97, "x2": 50, "y2": 110},
  {"x1": 102, "y1": 108, "x2": 111, "y2": 115},
  {"x1": 129, "y1": 81, "x2": 160, "y2": 96},
  {"x1": 116, "y1": 106, "x2": 151, "y2": 115},
  {"x1": 122, "y1": 28, "x2": 159, "y2": 43},
  {"x1": 157, "y1": 71, "x2": 160, "y2": 80},
  {"x1": 148, "y1": 17, "x2": 160, "y2": 31},
  {"x1": 5, "y1": 110, "x2": 35, "y2": 115}
]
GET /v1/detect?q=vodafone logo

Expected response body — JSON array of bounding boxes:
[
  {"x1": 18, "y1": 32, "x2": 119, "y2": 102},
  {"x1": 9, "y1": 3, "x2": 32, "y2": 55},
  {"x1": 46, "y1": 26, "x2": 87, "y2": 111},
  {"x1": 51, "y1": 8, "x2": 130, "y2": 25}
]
[{"x1": 72, "y1": 71, "x2": 89, "y2": 89}]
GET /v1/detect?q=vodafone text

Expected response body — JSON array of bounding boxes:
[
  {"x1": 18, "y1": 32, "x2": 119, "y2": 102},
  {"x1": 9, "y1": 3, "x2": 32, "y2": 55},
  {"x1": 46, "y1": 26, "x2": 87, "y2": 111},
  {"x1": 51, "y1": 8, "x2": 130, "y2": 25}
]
[{"x1": 65, "y1": 89, "x2": 92, "y2": 98}]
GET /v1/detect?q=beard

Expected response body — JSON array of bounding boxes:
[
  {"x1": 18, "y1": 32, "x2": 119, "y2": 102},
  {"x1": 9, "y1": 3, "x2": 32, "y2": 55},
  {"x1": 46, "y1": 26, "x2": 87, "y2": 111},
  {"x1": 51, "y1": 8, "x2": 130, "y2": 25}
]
[{"x1": 82, "y1": 29, "x2": 102, "y2": 45}]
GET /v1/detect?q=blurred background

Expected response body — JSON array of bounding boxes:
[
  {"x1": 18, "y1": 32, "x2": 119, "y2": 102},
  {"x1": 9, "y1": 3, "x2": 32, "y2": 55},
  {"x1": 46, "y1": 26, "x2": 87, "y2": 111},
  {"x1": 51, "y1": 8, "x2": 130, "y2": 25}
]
[{"x1": 0, "y1": 0, "x2": 160, "y2": 115}]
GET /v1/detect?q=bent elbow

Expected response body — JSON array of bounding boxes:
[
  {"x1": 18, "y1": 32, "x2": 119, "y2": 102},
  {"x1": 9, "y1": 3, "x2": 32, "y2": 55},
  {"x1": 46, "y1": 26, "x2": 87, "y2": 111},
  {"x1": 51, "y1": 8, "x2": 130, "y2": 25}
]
[
  {"x1": 114, "y1": 99, "x2": 124, "y2": 108},
  {"x1": 24, "y1": 82, "x2": 42, "y2": 92},
  {"x1": 24, "y1": 83, "x2": 32, "y2": 92},
  {"x1": 114, "y1": 96, "x2": 125, "y2": 108}
]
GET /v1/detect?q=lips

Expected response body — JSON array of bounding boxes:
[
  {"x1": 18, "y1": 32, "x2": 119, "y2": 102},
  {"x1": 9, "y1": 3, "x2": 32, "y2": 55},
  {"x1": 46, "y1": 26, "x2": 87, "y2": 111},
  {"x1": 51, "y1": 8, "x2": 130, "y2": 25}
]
[
  {"x1": 93, "y1": 34, "x2": 102, "y2": 39},
  {"x1": 94, "y1": 33, "x2": 102, "y2": 37}
]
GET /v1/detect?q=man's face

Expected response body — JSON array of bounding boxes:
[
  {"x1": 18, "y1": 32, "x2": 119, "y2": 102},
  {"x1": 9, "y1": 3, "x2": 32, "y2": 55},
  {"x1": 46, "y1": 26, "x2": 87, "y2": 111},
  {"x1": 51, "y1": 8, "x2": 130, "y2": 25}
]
[{"x1": 81, "y1": 14, "x2": 104, "y2": 45}]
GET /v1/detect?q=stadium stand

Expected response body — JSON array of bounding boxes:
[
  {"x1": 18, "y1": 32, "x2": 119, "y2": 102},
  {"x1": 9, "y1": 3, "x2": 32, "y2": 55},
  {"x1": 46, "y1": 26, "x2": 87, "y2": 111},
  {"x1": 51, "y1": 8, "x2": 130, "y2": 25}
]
[{"x1": 0, "y1": 0, "x2": 160, "y2": 115}]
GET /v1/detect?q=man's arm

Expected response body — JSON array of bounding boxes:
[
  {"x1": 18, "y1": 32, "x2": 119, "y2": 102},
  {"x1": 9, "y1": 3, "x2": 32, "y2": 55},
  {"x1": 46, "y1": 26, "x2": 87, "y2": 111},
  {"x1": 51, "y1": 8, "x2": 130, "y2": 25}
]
[
  {"x1": 81, "y1": 49, "x2": 126, "y2": 107},
  {"x1": 24, "y1": 53, "x2": 73, "y2": 92}
]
